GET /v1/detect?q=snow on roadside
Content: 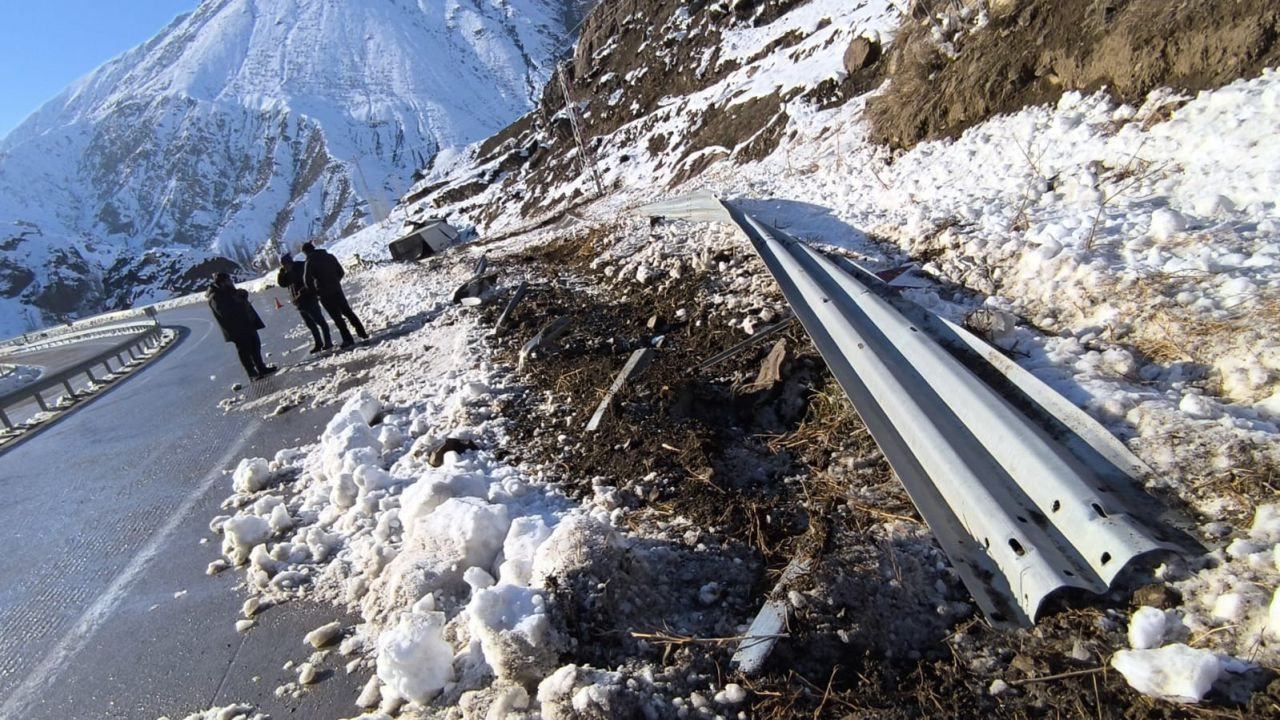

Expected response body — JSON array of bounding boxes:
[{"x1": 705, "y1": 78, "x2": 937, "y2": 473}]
[{"x1": 205, "y1": 256, "x2": 622, "y2": 716}]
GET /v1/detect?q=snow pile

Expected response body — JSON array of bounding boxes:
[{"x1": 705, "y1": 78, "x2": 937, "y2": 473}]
[
  {"x1": 1160, "y1": 504, "x2": 1280, "y2": 664},
  {"x1": 207, "y1": 272, "x2": 608, "y2": 713}
]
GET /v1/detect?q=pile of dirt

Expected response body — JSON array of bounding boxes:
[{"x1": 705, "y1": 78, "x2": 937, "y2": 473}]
[{"x1": 868, "y1": 0, "x2": 1280, "y2": 149}]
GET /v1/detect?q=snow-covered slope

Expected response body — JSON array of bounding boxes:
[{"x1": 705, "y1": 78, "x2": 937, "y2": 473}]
[{"x1": 0, "y1": 0, "x2": 585, "y2": 337}]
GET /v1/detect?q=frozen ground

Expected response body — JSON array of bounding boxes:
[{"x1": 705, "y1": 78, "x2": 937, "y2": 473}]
[{"x1": 197, "y1": 1, "x2": 1280, "y2": 717}]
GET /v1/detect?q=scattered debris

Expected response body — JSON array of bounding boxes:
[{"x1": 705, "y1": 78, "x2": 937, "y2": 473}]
[
  {"x1": 491, "y1": 281, "x2": 530, "y2": 338},
  {"x1": 696, "y1": 316, "x2": 793, "y2": 371},
  {"x1": 518, "y1": 316, "x2": 572, "y2": 368},
  {"x1": 731, "y1": 554, "x2": 812, "y2": 675},
  {"x1": 425, "y1": 436, "x2": 479, "y2": 467},
  {"x1": 585, "y1": 348, "x2": 654, "y2": 432}
]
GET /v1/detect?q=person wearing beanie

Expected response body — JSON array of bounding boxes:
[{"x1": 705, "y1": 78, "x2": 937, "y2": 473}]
[
  {"x1": 277, "y1": 252, "x2": 332, "y2": 353},
  {"x1": 206, "y1": 272, "x2": 277, "y2": 381}
]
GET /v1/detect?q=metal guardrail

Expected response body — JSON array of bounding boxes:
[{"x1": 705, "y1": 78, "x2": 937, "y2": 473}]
[
  {"x1": 0, "y1": 325, "x2": 166, "y2": 431},
  {"x1": 638, "y1": 192, "x2": 1191, "y2": 628},
  {"x1": 0, "y1": 322, "x2": 158, "y2": 357}
]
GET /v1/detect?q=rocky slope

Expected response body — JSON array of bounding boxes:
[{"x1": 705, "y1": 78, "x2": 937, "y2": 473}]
[{"x1": 0, "y1": 0, "x2": 588, "y2": 336}]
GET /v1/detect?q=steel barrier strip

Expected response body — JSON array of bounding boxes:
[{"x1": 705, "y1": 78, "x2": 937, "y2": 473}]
[
  {"x1": 0, "y1": 327, "x2": 166, "y2": 428},
  {"x1": 1, "y1": 322, "x2": 156, "y2": 357},
  {"x1": 637, "y1": 192, "x2": 1186, "y2": 627}
]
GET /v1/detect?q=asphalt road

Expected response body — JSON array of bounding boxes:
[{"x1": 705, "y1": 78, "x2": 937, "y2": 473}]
[{"x1": 0, "y1": 295, "x2": 371, "y2": 719}]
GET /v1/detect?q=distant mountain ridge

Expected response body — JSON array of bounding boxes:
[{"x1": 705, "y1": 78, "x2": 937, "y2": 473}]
[{"x1": 0, "y1": 0, "x2": 585, "y2": 335}]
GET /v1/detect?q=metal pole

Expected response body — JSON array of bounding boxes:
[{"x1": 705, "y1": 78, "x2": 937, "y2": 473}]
[
  {"x1": 557, "y1": 62, "x2": 605, "y2": 197},
  {"x1": 34, "y1": 391, "x2": 50, "y2": 412},
  {"x1": 0, "y1": 407, "x2": 10, "y2": 430}
]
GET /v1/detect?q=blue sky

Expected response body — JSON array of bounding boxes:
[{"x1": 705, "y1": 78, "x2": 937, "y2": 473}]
[{"x1": 0, "y1": 1, "x2": 198, "y2": 139}]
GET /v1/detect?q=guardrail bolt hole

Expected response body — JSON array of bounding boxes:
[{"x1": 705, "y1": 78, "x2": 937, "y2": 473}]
[
  {"x1": 1100, "y1": 552, "x2": 1112, "y2": 565},
  {"x1": 1008, "y1": 539, "x2": 1026, "y2": 557}
]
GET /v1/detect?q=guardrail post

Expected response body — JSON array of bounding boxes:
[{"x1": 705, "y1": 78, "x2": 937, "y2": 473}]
[
  {"x1": 62, "y1": 380, "x2": 75, "y2": 398},
  {"x1": 86, "y1": 368, "x2": 96, "y2": 383},
  {"x1": 34, "y1": 390, "x2": 50, "y2": 412},
  {"x1": 0, "y1": 408, "x2": 10, "y2": 430}
]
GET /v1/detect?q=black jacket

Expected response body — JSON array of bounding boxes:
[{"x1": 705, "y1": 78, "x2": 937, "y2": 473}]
[
  {"x1": 302, "y1": 249, "x2": 345, "y2": 295},
  {"x1": 207, "y1": 285, "x2": 265, "y2": 342},
  {"x1": 277, "y1": 263, "x2": 317, "y2": 305}
]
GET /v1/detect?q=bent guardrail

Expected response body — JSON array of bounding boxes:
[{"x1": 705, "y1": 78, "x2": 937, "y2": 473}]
[
  {"x1": 638, "y1": 192, "x2": 1195, "y2": 629},
  {"x1": 0, "y1": 325, "x2": 168, "y2": 432}
]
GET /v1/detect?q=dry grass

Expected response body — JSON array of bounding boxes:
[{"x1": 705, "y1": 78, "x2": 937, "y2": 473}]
[{"x1": 765, "y1": 383, "x2": 870, "y2": 456}]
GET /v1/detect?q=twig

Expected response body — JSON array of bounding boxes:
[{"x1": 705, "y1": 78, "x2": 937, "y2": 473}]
[
  {"x1": 1009, "y1": 666, "x2": 1107, "y2": 686},
  {"x1": 814, "y1": 665, "x2": 839, "y2": 720},
  {"x1": 850, "y1": 502, "x2": 921, "y2": 525}
]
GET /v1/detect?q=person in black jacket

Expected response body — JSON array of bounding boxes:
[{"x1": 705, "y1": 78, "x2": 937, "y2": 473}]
[
  {"x1": 277, "y1": 253, "x2": 332, "y2": 353},
  {"x1": 301, "y1": 241, "x2": 367, "y2": 348},
  {"x1": 207, "y1": 272, "x2": 277, "y2": 381}
]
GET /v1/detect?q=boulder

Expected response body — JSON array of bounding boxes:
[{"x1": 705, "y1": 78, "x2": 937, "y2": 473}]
[{"x1": 843, "y1": 36, "x2": 881, "y2": 74}]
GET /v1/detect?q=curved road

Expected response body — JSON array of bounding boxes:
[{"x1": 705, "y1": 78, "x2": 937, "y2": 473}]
[{"x1": 0, "y1": 295, "x2": 369, "y2": 719}]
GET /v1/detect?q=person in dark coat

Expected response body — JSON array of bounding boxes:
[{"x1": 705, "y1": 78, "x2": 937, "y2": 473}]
[
  {"x1": 301, "y1": 241, "x2": 367, "y2": 348},
  {"x1": 207, "y1": 272, "x2": 277, "y2": 381},
  {"x1": 277, "y1": 253, "x2": 332, "y2": 353}
]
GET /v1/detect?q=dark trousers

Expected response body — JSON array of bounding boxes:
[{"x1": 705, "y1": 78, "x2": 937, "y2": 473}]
[
  {"x1": 233, "y1": 334, "x2": 268, "y2": 377},
  {"x1": 319, "y1": 289, "x2": 367, "y2": 344},
  {"x1": 297, "y1": 298, "x2": 331, "y2": 348}
]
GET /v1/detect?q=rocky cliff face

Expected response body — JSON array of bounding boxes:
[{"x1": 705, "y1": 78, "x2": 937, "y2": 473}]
[{"x1": 0, "y1": 0, "x2": 587, "y2": 335}]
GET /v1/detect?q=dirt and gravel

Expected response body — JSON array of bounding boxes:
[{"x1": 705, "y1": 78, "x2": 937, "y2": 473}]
[{"x1": 868, "y1": 0, "x2": 1280, "y2": 149}]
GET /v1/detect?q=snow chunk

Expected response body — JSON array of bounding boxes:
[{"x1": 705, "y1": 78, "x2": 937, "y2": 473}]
[
  {"x1": 1111, "y1": 644, "x2": 1221, "y2": 703},
  {"x1": 1128, "y1": 606, "x2": 1166, "y2": 649},
  {"x1": 497, "y1": 515, "x2": 554, "y2": 587},
  {"x1": 467, "y1": 584, "x2": 560, "y2": 683},
  {"x1": 222, "y1": 515, "x2": 271, "y2": 564},
  {"x1": 1249, "y1": 504, "x2": 1280, "y2": 543},
  {"x1": 304, "y1": 620, "x2": 343, "y2": 648},
  {"x1": 1149, "y1": 209, "x2": 1187, "y2": 241},
  {"x1": 376, "y1": 611, "x2": 454, "y2": 704},
  {"x1": 232, "y1": 458, "x2": 271, "y2": 494},
  {"x1": 714, "y1": 683, "x2": 747, "y2": 704}
]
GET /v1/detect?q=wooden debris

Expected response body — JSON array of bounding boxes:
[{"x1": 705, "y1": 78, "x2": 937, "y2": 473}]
[
  {"x1": 586, "y1": 348, "x2": 654, "y2": 432},
  {"x1": 741, "y1": 338, "x2": 788, "y2": 392}
]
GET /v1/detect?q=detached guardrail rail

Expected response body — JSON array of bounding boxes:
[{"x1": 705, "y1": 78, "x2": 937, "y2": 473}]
[
  {"x1": 0, "y1": 324, "x2": 168, "y2": 432},
  {"x1": 638, "y1": 192, "x2": 1195, "y2": 629}
]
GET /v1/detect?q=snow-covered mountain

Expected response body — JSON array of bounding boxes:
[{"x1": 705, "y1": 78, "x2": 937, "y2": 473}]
[{"x1": 0, "y1": 0, "x2": 586, "y2": 336}]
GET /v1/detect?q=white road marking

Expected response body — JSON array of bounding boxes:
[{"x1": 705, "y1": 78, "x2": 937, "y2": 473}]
[{"x1": 0, "y1": 420, "x2": 262, "y2": 718}]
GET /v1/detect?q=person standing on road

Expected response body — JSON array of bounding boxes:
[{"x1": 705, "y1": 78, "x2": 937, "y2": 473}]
[
  {"x1": 301, "y1": 241, "x2": 368, "y2": 348},
  {"x1": 207, "y1": 272, "x2": 278, "y2": 381},
  {"x1": 277, "y1": 253, "x2": 333, "y2": 353}
]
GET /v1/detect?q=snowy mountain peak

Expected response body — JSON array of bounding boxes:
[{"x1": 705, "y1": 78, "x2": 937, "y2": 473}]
[{"x1": 0, "y1": 0, "x2": 585, "y2": 336}]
